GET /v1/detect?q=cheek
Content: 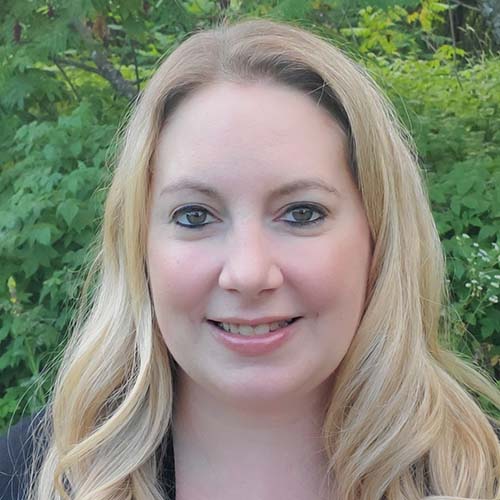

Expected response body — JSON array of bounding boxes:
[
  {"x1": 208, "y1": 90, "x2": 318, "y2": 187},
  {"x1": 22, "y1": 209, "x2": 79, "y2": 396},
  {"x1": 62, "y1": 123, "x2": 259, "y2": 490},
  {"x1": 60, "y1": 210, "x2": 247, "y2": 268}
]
[
  {"x1": 147, "y1": 238, "x2": 217, "y2": 324},
  {"x1": 288, "y1": 223, "x2": 371, "y2": 315}
]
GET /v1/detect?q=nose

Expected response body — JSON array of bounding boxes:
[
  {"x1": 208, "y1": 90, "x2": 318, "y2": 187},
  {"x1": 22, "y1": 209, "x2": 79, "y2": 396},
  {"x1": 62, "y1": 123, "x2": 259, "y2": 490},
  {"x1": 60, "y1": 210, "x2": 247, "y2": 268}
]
[{"x1": 218, "y1": 222, "x2": 284, "y2": 298}]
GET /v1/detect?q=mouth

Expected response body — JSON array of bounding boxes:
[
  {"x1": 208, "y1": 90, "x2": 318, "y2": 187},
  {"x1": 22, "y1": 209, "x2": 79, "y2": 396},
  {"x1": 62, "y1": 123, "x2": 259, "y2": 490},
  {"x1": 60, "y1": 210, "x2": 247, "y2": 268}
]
[{"x1": 207, "y1": 317, "x2": 302, "y2": 336}]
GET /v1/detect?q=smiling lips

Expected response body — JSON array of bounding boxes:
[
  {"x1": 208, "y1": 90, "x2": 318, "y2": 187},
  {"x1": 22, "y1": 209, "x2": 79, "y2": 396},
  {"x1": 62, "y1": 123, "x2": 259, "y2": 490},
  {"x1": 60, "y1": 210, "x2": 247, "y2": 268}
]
[
  {"x1": 213, "y1": 319, "x2": 294, "y2": 336},
  {"x1": 207, "y1": 316, "x2": 301, "y2": 336},
  {"x1": 207, "y1": 317, "x2": 302, "y2": 356}
]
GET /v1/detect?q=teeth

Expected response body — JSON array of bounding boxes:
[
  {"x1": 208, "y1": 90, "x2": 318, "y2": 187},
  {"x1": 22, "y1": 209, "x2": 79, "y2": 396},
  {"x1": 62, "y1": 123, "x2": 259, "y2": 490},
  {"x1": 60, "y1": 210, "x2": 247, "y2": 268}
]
[
  {"x1": 254, "y1": 324, "x2": 270, "y2": 334},
  {"x1": 239, "y1": 325, "x2": 254, "y2": 336},
  {"x1": 216, "y1": 319, "x2": 295, "y2": 336}
]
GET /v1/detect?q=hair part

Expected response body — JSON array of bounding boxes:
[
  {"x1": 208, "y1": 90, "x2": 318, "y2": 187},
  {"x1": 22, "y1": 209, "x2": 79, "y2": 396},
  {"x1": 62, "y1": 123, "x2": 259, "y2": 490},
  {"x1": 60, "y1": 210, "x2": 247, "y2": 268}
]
[{"x1": 29, "y1": 18, "x2": 499, "y2": 500}]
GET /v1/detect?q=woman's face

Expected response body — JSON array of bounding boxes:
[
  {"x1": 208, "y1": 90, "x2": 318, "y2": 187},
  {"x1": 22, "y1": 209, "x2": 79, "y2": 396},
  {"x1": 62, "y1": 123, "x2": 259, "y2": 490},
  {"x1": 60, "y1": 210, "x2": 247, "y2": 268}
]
[{"x1": 147, "y1": 81, "x2": 372, "y2": 405}]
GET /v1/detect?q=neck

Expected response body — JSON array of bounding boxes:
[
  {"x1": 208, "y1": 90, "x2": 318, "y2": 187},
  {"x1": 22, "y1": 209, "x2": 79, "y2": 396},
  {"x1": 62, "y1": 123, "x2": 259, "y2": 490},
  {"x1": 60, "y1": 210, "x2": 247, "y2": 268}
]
[{"x1": 172, "y1": 373, "x2": 333, "y2": 500}]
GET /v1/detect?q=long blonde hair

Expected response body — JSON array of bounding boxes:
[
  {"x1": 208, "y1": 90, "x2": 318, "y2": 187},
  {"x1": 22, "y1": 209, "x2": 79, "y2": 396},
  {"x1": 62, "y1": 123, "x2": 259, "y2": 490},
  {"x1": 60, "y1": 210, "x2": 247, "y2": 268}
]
[{"x1": 29, "y1": 18, "x2": 500, "y2": 500}]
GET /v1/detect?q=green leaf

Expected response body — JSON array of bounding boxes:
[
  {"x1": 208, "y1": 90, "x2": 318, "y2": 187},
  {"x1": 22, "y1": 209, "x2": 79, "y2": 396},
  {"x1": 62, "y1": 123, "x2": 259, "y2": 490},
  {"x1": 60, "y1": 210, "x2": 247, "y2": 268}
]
[
  {"x1": 454, "y1": 260, "x2": 465, "y2": 279},
  {"x1": 70, "y1": 141, "x2": 83, "y2": 157},
  {"x1": 480, "y1": 316, "x2": 498, "y2": 340},
  {"x1": 462, "y1": 195, "x2": 479, "y2": 210},
  {"x1": 478, "y1": 226, "x2": 497, "y2": 240},
  {"x1": 31, "y1": 224, "x2": 51, "y2": 246},
  {"x1": 57, "y1": 200, "x2": 79, "y2": 226},
  {"x1": 43, "y1": 144, "x2": 58, "y2": 162},
  {"x1": 456, "y1": 177, "x2": 472, "y2": 195},
  {"x1": 432, "y1": 2, "x2": 449, "y2": 12},
  {"x1": 272, "y1": 0, "x2": 312, "y2": 19},
  {"x1": 450, "y1": 199, "x2": 461, "y2": 216}
]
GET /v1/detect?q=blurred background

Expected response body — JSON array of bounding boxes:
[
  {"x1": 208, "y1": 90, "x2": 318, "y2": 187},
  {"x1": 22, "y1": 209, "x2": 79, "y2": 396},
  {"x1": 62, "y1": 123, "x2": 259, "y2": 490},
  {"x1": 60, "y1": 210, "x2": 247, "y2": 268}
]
[{"x1": 0, "y1": 0, "x2": 499, "y2": 432}]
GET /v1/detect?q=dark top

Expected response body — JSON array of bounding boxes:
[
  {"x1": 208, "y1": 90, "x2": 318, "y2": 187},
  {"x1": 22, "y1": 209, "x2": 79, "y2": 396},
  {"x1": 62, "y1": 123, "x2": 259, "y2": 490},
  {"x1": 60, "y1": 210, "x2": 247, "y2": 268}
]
[
  {"x1": 1, "y1": 412, "x2": 499, "y2": 499},
  {"x1": 0, "y1": 412, "x2": 175, "y2": 499}
]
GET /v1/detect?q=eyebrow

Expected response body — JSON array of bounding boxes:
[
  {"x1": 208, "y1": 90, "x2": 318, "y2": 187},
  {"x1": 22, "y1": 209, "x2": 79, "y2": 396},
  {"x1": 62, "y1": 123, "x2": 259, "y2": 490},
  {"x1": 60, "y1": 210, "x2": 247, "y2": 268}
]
[{"x1": 159, "y1": 178, "x2": 341, "y2": 200}]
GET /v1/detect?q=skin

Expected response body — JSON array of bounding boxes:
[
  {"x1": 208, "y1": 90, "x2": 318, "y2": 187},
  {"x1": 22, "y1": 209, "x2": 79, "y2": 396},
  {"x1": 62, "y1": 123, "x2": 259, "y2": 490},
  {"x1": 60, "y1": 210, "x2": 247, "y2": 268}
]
[{"x1": 147, "y1": 81, "x2": 372, "y2": 500}]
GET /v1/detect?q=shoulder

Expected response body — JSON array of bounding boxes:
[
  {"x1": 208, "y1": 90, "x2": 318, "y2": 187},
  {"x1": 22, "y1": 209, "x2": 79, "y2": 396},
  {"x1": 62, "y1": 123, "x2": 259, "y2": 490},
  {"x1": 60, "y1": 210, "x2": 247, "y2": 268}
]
[{"x1": 0, "y1": 411, "x2": 46, "y2": 500}]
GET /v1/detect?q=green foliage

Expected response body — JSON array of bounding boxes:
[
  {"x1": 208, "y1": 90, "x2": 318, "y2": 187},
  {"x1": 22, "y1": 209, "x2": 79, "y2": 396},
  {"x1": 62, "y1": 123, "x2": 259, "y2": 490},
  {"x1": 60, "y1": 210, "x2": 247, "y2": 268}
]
[
  {"x1": 371, "y1": 55, "x2": 500, "y2": 381},
  {"x1": 1, "y1": 0, "x2": 499, "y2": 431},
  {"x1": 0, "y1": 101, "x2": 117, "y2": 428},
  {"x1": 341, "y1": 5, "x2": 418, "y2": 54},
  {"x1": 407, "y1": 0, "x2": 448, "y2": 33},
  {"x1": 445, "y1": 236, "x2": 499, "y2": 341}
]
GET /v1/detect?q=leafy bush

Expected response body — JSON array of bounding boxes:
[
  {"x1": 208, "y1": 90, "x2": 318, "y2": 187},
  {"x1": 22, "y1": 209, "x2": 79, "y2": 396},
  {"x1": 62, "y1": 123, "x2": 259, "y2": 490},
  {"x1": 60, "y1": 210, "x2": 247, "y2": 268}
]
[
  {"x1": 372, "y1": 56, "x2": 500, "y2": 380},
  {"x1": 0, "y1": 101, "x2": 118, "y2": 427}
]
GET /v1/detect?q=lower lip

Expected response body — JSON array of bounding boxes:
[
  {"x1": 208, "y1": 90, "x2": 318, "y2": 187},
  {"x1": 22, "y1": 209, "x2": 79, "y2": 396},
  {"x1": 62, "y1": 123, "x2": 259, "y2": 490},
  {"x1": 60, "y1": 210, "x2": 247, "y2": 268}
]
[{"x1": 207, "y1": 319, "x2": 300, "y2": 356}]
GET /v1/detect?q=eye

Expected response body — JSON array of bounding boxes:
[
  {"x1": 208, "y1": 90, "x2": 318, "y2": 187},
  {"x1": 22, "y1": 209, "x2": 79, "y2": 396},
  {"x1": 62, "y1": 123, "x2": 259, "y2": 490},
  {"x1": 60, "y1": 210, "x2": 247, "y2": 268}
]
[
  {"x1": 171, "y1": 203, "x2": 327, "y2": 229},
  {"x1": 171, "y1": 205, "x2": 218, "y2": 229},
  {"x1": 280, "y1": 204, "x2": 327, "y2": 227}
]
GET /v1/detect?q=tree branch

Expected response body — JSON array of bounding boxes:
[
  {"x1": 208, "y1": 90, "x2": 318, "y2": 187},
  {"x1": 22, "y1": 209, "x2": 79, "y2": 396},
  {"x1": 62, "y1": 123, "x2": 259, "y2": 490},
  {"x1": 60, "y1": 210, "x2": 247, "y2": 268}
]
[
  {"x1": 52, "y1": 59, "x2": 81, "y2": 101},
  {"x1": 449, "y1": 0, "x2": 481, "y2": 12},
  {"x1": 63, "y1": 18, "x2": 138, "y2": 101},
  {"x1": 129, "y1": 38, "x2": 141, "y2": 93},
  {"x1": 90, "y1": 49, "x2": 137, "y2": 100},
  {"x1": 447, "y1": 1, "x2": 463, "y2": 90},
  {"x1": 53, "y1": 56, "x2": 101, "y2": 75}
]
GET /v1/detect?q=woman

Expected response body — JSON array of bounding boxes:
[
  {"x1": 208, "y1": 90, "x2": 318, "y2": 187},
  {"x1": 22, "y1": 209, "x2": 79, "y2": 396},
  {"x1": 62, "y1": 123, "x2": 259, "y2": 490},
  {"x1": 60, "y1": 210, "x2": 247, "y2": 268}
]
[{"x1": 1, "y1": 18, "x2": 499, "y2": 500}]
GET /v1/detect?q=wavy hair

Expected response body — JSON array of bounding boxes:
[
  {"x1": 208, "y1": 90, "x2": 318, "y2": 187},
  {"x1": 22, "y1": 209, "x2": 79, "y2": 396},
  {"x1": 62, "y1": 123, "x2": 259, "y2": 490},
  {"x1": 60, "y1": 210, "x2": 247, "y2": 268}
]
[{"x1": 29, "y1": 18, "x2": 500, "y2": 500}]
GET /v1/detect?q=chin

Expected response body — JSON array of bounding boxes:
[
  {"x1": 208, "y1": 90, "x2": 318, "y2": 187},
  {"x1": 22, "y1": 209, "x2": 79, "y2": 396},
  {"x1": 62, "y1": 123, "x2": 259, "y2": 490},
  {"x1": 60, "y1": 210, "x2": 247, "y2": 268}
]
[{"x1": 198, "y1": 367, "x2": 330, "y2": 409}]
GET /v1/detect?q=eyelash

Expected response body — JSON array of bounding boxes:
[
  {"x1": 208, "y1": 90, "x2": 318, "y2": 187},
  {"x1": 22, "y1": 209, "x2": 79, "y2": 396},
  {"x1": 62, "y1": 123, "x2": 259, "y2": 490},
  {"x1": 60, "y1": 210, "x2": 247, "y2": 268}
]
[{"x1": 171, "y1": 204, "x2": 327, "y2": 230}]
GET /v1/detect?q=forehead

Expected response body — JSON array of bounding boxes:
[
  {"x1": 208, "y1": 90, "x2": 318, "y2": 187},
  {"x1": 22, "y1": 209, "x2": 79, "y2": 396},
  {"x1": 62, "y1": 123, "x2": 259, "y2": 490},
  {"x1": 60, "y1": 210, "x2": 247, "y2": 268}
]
[{"x1": 152, "y1": 81, "x2": 350, "y2": 191}]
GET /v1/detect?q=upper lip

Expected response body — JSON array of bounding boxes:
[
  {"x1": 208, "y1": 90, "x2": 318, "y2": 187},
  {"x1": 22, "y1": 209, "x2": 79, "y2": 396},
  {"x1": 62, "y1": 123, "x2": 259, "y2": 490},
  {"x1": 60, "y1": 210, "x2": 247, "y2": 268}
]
[{"x1": 207, "y1": 316, "x2": 301, "y2": 326}]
